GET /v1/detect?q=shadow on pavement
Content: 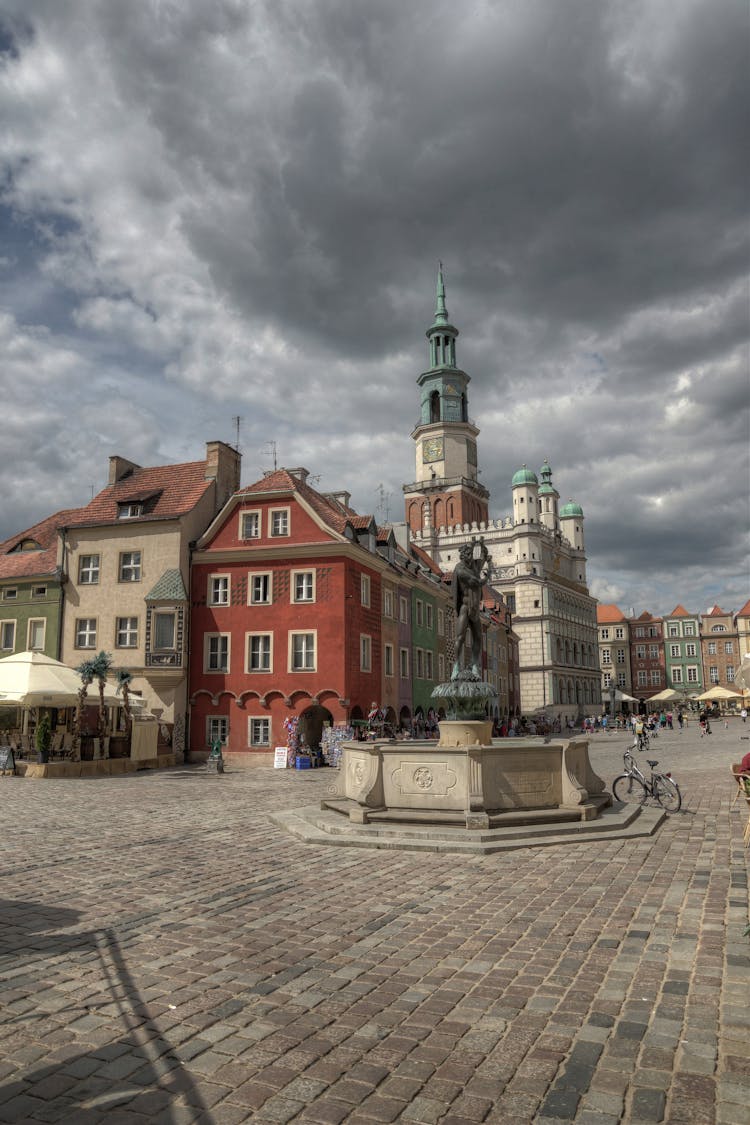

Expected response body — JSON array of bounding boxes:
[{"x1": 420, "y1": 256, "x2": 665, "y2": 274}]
[{"x1": 0, "y1": 900, "x2": 209, "y2": 1123}]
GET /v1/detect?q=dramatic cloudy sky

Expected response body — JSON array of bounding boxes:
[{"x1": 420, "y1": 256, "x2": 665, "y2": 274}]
[{"x1": 1, "y1": 0, "x2": 748, "y2": 615}]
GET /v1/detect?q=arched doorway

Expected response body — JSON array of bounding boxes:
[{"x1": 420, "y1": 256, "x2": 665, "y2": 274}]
[
  {"x1": 299, "y1": 703, "x2": 334, "y2": 750},
  {"x1": 399, "y1": 706, "x2": 411, "y2": 734}
]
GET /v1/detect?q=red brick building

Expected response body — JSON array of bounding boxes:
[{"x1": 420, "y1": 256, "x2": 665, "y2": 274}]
[
  {"x1": 188, "y1": 467, "x2": 451, "y2": 763},
  {"x1": 629, "y1": 611, "x2": 666, "y2": 702}
]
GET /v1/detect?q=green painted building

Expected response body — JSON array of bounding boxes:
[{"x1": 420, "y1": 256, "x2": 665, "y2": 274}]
[{"x1": 663, "y1": 604, "x2": 703, "y2": 699}]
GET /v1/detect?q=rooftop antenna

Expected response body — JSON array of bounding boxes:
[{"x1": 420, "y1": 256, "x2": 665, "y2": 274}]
[
  {"x1": 232, "y1": 415, "x2": 243, "y2": 453},
  {"x1": 376, "y1": 482, "x2": 392, "y2": 522},
  {"x1": 260, "y1": 440, "x2": 277, "y2": 471}
]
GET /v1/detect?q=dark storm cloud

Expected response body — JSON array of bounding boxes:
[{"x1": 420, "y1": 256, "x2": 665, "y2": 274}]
[{"x1": 0, "y1": 0, "x2": 747, "y2": 614}]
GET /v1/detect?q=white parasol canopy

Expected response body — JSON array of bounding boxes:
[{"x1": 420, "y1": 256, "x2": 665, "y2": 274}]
[
  {"x1": 694, "y1": 684, "x2": 743, "y2": 702},
  {"x1": 734, "y1": 654, "x2": 750, "y2": 694},
  {"x1": 648, "y1": 688, "x2": 684, "y2": 703},
  {"x1": 0, "y1": 651, "x2": 139, "y2": 709}
]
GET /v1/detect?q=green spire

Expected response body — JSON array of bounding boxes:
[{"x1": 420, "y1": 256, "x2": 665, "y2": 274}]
[{"x1": 433, "y1": 261, "x2": 449, "y2": 327}]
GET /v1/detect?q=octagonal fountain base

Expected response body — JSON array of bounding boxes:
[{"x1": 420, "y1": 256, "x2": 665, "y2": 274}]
[{"x1": 332, "y1": 730, "x2": 610, "y2": 829}]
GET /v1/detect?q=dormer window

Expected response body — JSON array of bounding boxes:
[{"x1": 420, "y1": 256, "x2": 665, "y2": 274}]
[{"x1": 118, "y1": 502, "x2": 143, "y2": 519}]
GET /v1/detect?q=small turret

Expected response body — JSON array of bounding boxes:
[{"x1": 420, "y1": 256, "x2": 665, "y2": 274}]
[{"x1": 512, "y1": 465, "x2": 539, "y2": 527}]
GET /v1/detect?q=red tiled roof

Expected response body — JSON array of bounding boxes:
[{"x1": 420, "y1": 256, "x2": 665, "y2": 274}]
[
  {"x1": 635, "y1": 610, "x2": 661, "y2": 622},
  {"x1": 239, "y1": 469, "x2": 351, "y2": 535},
  {"x1": 736, "y1": 599, "x2": 750, "y2": 618},
  {"x1": 705, "y1": 605, "x2": 727, "y2": 617},
  {"x1": 65, "y1": 461, "x2": 212, "y2": 527},
  {"x1": 0, "y1": 507, "x2": 84, "y2": 580},
  {"x1": 410, "y1": 543, "x2": 444, "y2": 577},
  {"x1": 596, "y1": 604, "x2": 627, "y2": 623},
  {"x1": 668, "y1": 604, "x2": 691, "y2": 617}
]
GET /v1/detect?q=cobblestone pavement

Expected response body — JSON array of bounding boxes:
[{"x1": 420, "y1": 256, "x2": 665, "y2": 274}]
[{"x1": 2, "y1": 722, "x2": 749, "y2": 1124}]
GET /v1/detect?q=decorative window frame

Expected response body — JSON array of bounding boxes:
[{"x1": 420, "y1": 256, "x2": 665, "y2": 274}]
[
  {"x1": 204, "y1": 632, "x2": 230, "y2": 674},
  {"x1": 248, "y1": 571, "x2": 273, "y2": 605},
  {"x1": 384, "y1": 643, "x2": 394, "y2": 677},
  {"x1": 208, "y1": 573, "x2": 230, "y2": 606},
  {"x1": 360, "y1": 634, "x2": 372, "y2": 673},
  {"x1": 239, "y1": 509, "x2": 261, "y2": 541},
  {"x1": 119, "y1": 550, "x2": 142, "y2": 583},
  {"x1": 115, "y1": 616, "x2": 139, "y2": 649},
  {"x1": 78, "y1": 554, "x2": 100, "y2": 585},
  {"x1": 361, "y1": 574, "x2": 371, "y2": 608},
  {"x1": 289, "y1": 630, "x2": 317, "y2": 672},
  {"x1": 27, "y1": 618, "x2": 46, "y2": 651},
  {"x1": 75, "y1": 618, "x2": 97, "y2": 649},
  {"x1": 291, "y1": 569, "x2": 316, "y2": 604},
  {"x1": 206, "y1": 716, "x2": 228, "y2": 746},
  {"x1": 269, "y1": 507, "x2": 290, "y2": 538},
  {"x1": 0, "y1": 619, "x2": 16, "y2": 651},
  {"x1": 246, "y1": 631, "x2": 273, "y2": 673},
  {"x1": 249, "y1": 717, "x2": 271, "y2": 747}
]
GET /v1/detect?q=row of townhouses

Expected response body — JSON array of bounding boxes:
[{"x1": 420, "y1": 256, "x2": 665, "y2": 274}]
[
  {"x1": 597, "y1": 603, "x2": 750, "y2": 706},
  {"x1": 0, "y1": 444, "x2": 520, "y2": 762}
]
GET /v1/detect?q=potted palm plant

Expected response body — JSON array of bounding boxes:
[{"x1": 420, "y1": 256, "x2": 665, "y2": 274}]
[{"x1": 35, "y1": 712, "x2": 52, "y2": 765}]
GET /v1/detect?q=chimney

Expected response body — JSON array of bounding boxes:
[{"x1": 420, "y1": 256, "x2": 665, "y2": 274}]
[
  {"x1": 324, "y1": 490, "x2": 352, "y2": 510},
  {"x1": 205, "y1": 441, "x2": 242, "y2": 509},
  {"x1": 287, "y1": 467, "x2": 310, "y2": 484},
  {"x1": 108, "y1": 456, "x2": 140, "y2": 485}
]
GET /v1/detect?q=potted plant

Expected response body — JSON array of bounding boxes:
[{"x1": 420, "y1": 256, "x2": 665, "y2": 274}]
[{"x1": 35, "y1": 712, "x2": 52, "y2": 765}]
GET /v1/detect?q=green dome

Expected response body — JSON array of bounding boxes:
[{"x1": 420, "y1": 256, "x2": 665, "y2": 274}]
[
  {"x1": 560, "y1": 500, "x2": 583, "y2": 518},
  {"x1": 538, "y1": 483, "x2": 555, "y2": 495},
  {"x1": 512, "y1": 466, "x2": 538, "y2": 487}
]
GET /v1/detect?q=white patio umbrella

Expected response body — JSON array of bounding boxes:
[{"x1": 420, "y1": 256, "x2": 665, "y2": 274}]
[
  {"x1": 0, "y1": 651, "x2": 139, "y2": 709},
  {"x1": 694, "y1": 685, "x2": 743, "y2": 702},
  {"x1": 648, "y1": 688, "x2": 684, "y2": 703},
  {"x1": 734, "y1": 654, "x2": 750, "y2": 694}
]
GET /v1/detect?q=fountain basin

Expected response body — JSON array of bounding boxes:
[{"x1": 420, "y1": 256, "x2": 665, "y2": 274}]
[{"x1": 337, "y1": 736, "x2": 609, "y2": 829}]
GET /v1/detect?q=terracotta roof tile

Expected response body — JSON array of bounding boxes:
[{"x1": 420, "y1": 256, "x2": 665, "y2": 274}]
[
  {"x1": 668, "y1": 604, "x2": 691, "y2": 617},
  {"x1": 705, "y1": 604, "x2": 727, "y2": 617},
  {"x1": 596, "y1": 604, "x2": 627, "y2": 623},
  {"x1": 66, "y1": 461, "x2": 212, "y2": 527},
  {"x1": 0, "y1": 507, "x2": 84, "y2": 581},
  {"x1": 239, "y1": 469, "x2": 351, "y2": 536},
  {"x1": 736, "y1": 599, "x2": 750, "y2": 618}
]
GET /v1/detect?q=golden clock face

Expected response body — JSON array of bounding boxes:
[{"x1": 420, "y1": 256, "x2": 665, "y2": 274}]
[{"x1": 423, "y1": 437, "x2": 444, "y2": 463}]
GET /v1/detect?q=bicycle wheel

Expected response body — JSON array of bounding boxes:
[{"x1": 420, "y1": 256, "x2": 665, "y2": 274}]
[
  {"x1": 654, "y1": 775, "x2": 681, "y2": 813},
  {"x1": 612, "y1": 774, "x2": 648, "y2": 805}
]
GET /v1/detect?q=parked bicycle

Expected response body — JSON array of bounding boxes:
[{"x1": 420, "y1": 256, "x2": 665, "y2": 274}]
[{"x1": 612, "y1": 741, "x2": 682, "y2": 812}]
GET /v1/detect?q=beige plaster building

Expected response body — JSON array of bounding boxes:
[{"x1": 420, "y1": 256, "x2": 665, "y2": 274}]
[{"x1": 59, "y1": 442, "x2": 240, "y2": 747}]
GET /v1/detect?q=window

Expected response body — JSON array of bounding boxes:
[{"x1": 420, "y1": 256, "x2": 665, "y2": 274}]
[
  {"x1": 205, "y1": 634, "x2": 229, "y2": 673},
  {"x1": 79, "y1": 555, "x2": 100, "y2": 584},
  {"x1": 636, "y1": 645, "x2": 646, "y2": 659},
  {"x1": 615, "y1": 627, "x2": 624, "y2": 639},
  {"x1": 438, "y1": 609, "x2": 445, "y2": 636},
  {"x1": 27, "y1": 619, "x2": 45, "y2": 650},
  {"x1": 670, "y1": 644, "x2": 680, "y2": 658},
  {"x1": 384, "y1": 643, "x2": 394, "y2": 677},
  {"x1": 119, "y1": 551, "x2": 141, "y2": 582},
  {"x1": 668, "y1": 625, "x2": 679, "y2": 637},
  {"x1": 600, "y1": 628, "x2": 610, "y2": 640},
  {"x1": 415, "y1": 648, "x2": 424, "y2": 678},
  {"x1": 616, "y1": 649, "x2": 625, "y2": 664},
  {"x1": 292, "y1": 571, "x2": 315, "y2": 603},
  {"x1": 361, "y1": 574, "x2": 371, "y2": 607},
  {"x1": 75, "y1": 618, "x2": 97, "y2": 649},
  {"x1": 0, "y1": 621, "x2": 15, "y2": 650},
  {"x1": 635, "y1": 627, "x2": 645, "y2": 638},
  {"x1": 32, "y1": 585, "x2": 47, "y2": 598},
  {"x1": 637, "y1": 670, "x2": 648, "y2": 687},
  {"x1": 153, "y1": 612, "x2": 176, "y2": 650},
  {"x1": 416, "y1": 600, "x2": 424, "y2": 627},
  {"x1": 685, "y1": 643, "x2": 696, "y2": 657},
  {"x1": 725, "y1": 641, "x2": 734, "y2": 654},
  {"x1": 206, "y1": 716, "x2": 228, "y2": 746},
  {"x1": 709, "y1": 666, "x2": 719, "y2": 684},
  {"x1": 400, "y1": 648, "x2": 410, "y2": 679},
  {"x1": 269, "y1": 508, "x2": 289, "y2": 537},
  {"x1": 707, "y1": 642, "x2": 717, "y2": 655},
  {"x1": 249, "y1": 717, "x2": 270, "y2": 747},
  {"x1": 727, "y1": 665, "x2": 735, "y2": 682},
  {"x1": 684, "y1": 623, "x2": 695, "y2": 636},
  {"x1": 209, "y1": 575, "x2": 229, "y2": 606},
  {"x1": 290, "y1": 632, "x2": 315, "y2": 671},
  {"x1": 360, "y1": 634, "x2": 372, "y2": 672},
  {"x1": 116, "y1": 617, "x2": 138, "y2": 648},
  {"x1": 425, "y1": 650, "x2": 434, "y2": 680},
  {"x1": 4, "y1": 588, "x2": 17, "y2": 601},
  {"x1": 383, "y1": 589, "x2": 393, "y2": 618},
  {"x1": 617, "y1": 672, "x2": 626, "y2": 688},
  {"x1": 240, "y1": 510, "x2": 260, "y2": 540},
  {"x1": 118, "y1": 502, "x2": 142, "y2": 519},
  {"x1": 687, "y1": 666, "x2": 698, "y2": 683},
  {"x1": 649, "y1": 644, "x2": 659, "y2": 659},
  {"x1": 250, "y1": 573, "x2": 272, "y2": 604},
  {"x1": 399, "y1": 596, "x2": 408, "y2": 624},
  {"x1": 603, "y1": 671, "x2": 612, "y2": 688},
  {"x1": 425, "y1": 604, "x2": 434, "y2": 630},
  {"x1": 439, "y1": 654, "x2": 445, "y2": 681},
  {"x1": 672, "y1": 667, "x2": 683, "y2": 683},
  {"x1": 711, "y1": 624, "x2": 726, "y2": 633},
  {"x1": 247, "y1": 633, "x2": 272, "y2": 672},
  {"x1": 650, "y1": 670, "x2": 661, "y2": 686},
  {"x1": 601, "y1": 648, "x2": 611, "y2": 664}
]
